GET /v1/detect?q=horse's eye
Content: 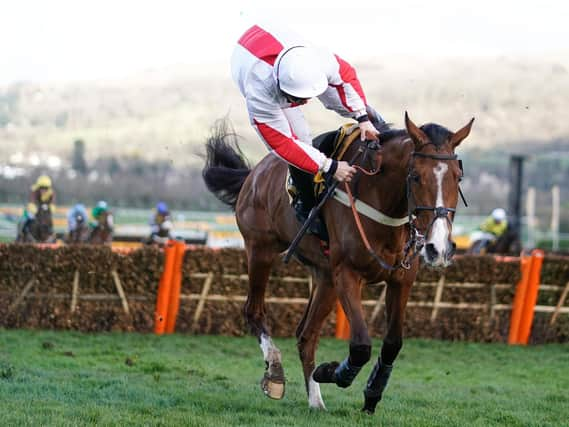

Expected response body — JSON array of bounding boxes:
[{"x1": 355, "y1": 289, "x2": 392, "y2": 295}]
[{"x1": 412, "y1": 174, "x2": 420, "y2": 183}]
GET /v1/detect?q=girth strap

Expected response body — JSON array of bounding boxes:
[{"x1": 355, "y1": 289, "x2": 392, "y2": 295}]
[{"x1": 333, "y1": 190, "x2": 409, "y2": 227}]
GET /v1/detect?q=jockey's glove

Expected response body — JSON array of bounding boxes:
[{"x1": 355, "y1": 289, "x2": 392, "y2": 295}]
[{"x1": 359, "y1": 119, "x2": 380, "y2": 141}]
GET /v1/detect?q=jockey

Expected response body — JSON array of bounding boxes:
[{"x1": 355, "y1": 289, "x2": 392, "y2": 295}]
[
  {"x1": 67, "y1": 203, "x2": 88, "y2": 233},
  {"x1": 91, "y1": 200, "x2": 112, "y2": 228},
  {"x1": 231, "y1": 23, "x2": 385, "y2": 223},
  {"x1": 22, "y1": 175, "x2": 56, "y2": 233},
  {"x1": 149, "y1": 201, "x2": 174, "y2": 244},
  {"x1": 480, "y1": 208, "x2": 508, "y2": 238}
]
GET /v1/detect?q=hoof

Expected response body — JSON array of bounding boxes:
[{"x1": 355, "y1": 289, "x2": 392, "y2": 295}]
[
  {"x1": 312, "y1": 361, "x2": 339, "y2": 384},
  {"x1": 261, "y1": 377, "x2": 285, "y2": 400},
  {"x1": 260, "y1": 362, "x2": 286, "y2": 400},
  {"x1": 362, "y1": 392, "x2": 381, "y2": 414}
]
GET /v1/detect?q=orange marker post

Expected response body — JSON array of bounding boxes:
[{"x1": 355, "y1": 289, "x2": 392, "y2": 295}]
[
  {"x1": 154, "y1": 241, "x2": 176, "y2": 335},
  {"x1": 335, "y1": 301, "x2": 350, "y2": 340},
  {"x1": 165, "y1": 241, "x2": 186, "y2": 334},
  {"x1": 508, "y1": 253, "x2": 532, "y2": 344},
  {"x1": 517, "y1": 249, "x2": 544, "y2": 345}
]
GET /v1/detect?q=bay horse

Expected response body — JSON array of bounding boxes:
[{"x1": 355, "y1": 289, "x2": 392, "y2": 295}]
[
  {"x1": 16, "y1": 203, "x2": 55, "y2": 243},
  {"x1": 88, "y1": 211, "x2": 113, "y2": 245},
  {"x1": 489, "y1": 223, "x2": 521, "y2": 254},
  {"x1": 468, "y1": 223, "x2": 520, "y2": 255},
  {"x1": 202, "y1": 113, "x2": 473, "y2": 413}
]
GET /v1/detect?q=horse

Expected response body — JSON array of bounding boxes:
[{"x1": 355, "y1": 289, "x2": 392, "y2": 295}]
[
  {"x1": 16, "y1": 203, "x2": 55, "y2": 243},
  {"x1": 88, "y1": 211, "x2": 114, "y2": 245},
  {"x1": 202, "y1": 112, "x2": 473, "y2": 414},
  {"x1": 67, "y1": 213, "x2": 90, "y2": 244},
  {"x1": 489, "y1": 223, "x2": 521, "y2": 254},
  {"x1": 468, "y1": 223, "x2": 520, "y2": 255}
]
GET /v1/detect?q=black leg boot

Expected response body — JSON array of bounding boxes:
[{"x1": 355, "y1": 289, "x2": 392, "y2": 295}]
[{"x1": 362, "y1": 358, "x2": 393, "y2": 414}]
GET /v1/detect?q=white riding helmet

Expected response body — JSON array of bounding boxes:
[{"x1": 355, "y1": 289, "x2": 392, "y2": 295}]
[
  {"x1": 274, "y1": 46, "x2": 328, "y2": 99},
  {"x1": 491, "y1": 208, "x2": 506, "y2": 221}
]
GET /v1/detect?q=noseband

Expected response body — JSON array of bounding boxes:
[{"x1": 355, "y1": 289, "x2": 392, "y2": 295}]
[
  {"x1": 345, "y1": 139, "x2": 466, "y2": 271},
  {"x1": 405, "y1": 149, "x2": 463, "y2": 259}
]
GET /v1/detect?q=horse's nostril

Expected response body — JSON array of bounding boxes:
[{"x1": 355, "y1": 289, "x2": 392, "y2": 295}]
[
  {"x1": 425, "y1": 243, "x2": 438, "y2": 259},
  {"x1": 448, "y1": 242, "x2": 457, "y2": 258}
]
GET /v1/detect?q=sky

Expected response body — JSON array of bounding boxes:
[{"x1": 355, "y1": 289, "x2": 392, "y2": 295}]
[{"x1": 1, "y1": 0, "x2": 568, "y2": 84}]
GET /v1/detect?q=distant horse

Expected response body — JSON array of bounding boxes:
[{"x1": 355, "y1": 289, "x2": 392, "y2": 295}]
[
  {"x1": 67, "y1": 212, "x2": 90, "y2": 244},
  {"x1": 203, "y1": 113, "x2": 473, "y2": 413},
  {"x1": 88, "y1": 211, "x2": 113, "y2": 245},
  {"x1": 489, "y1": 223, "x2": 521, "y2": 254},
  {"x1": 16, "y1": 203, "x2": 55, "y2": 243},
  {"x1": 468, "y1": 223, "x2": 521, "y2": 255}
]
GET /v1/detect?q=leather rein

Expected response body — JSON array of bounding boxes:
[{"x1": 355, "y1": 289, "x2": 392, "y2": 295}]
[{"x1": 342, "y1": 139, "x2": 466, "y2": 272}]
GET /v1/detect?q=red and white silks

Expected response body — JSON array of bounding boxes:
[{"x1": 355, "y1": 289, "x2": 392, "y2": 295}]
[{"x1": 231, "y1": 23, "x2": 369, "y2": 174}]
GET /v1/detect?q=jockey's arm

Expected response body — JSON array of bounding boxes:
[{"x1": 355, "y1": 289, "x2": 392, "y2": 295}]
[
  {"x1": 316, "y1": 51, "x2": 379, "y2": 140},
  {"x1": 479, "y1": 217, "x2": 494, "y2": 234},
  {"x1": 248, "y1": 99, "x2": 331, "y2": 175},
  {"x1": 479, "y1": 217, "x2": 507, "y2": 237},
  {"x1": 67, "y1": 210, "x2": 75, "y2": 231}
]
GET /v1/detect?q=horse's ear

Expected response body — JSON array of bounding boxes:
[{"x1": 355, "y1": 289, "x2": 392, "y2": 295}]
[
  {"x1": 450, "y1": 118, "x2": 475, "y2": 148},
  {"x1": 404, "y1": 111, "x2": 429, "y2": 147}
]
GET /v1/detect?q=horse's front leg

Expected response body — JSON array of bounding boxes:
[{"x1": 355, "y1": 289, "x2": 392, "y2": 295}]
[
  {"x1": 296, "y1": 268, "x2": 337, "y2": 409},
  {"x1": 313, "y1": 265, "x2": 371, "y2": 389},
  {"x1": 362, "y1": 278, "x2": 412, "y2": 414}
]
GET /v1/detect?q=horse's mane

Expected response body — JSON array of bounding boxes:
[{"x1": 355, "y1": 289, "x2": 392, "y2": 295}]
[
  {"x1": 377, "y1": 123, "x2": 453, "y2": 148},
  {"x1": 378, "y1": 125, "x2": 407, "y2": 145}
]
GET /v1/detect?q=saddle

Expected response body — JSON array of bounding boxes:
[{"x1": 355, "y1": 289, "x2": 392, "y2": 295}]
[{"x1": 287, "y1": 123, "x2": 362, "y2": 242}]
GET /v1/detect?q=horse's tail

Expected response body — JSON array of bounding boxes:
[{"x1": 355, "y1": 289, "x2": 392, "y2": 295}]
[{"x1": 202, "y1": 118, "x2": 251, "y2": 210}]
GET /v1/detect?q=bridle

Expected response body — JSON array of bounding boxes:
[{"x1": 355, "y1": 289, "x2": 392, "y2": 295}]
[
  {"x1": 344, "y1": 139, "x2": 466, "y2": 271},
  {"x1": 404, "y1": 146, "x2": 466, "y2": 265}
]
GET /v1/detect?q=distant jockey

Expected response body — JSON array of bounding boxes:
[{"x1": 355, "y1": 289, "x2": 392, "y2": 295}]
[
  {"x1": 149, "y1": 201, "x2": 173, "y2": 244},
  {"x1": 67, "y1": 203, "x2": 89, "y2": 233},
  {"x1": 91, "y1": 200, "x2": 112, "y2": 228},
  {"x1": 21, "y1": 175, "x2": 56, "y2": 234},
  {"x1": 480, "y1": 208, "x2": 508, "y2": 238},
  {"x1": 468, "y1": 208, "x2": 509, "y2": 254}
]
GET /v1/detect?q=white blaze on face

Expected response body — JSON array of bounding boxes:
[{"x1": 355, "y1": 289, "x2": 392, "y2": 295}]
[{"x1": 428, "y1": 162, "x2": 450, "y2": 256}]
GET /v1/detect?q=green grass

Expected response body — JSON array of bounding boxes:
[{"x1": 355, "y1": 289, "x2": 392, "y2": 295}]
[{"x1": 0, "y1": 330, "x2": 567, "y2": 426}]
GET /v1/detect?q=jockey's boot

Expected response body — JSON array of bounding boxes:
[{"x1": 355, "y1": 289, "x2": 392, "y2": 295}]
[
  {"x1": 23, "y1": 218, "x2": 33, "y2": 234},
  {"x1": 288, "y1": 165, "x2": 326, "y2": 238}
]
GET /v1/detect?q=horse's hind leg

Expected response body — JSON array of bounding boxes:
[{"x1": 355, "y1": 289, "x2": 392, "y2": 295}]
[
  {"x1": 243, "y1": 240, "x2": 284, "y2": 399},
  {"x1": 296, "y1": 268, "x2": 337, "y2": 409}
]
